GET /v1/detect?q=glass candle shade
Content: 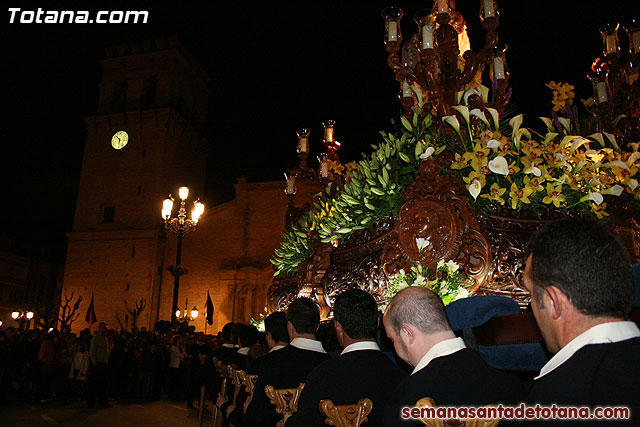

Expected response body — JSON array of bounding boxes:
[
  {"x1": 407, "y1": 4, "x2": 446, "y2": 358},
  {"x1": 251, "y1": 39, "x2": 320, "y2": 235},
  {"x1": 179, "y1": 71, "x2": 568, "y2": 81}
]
[
  {"x1": 490, "y1": 43, "x2": 509, "y2": 81},
  {"x1": 401, "y1": 80, "x2": 413, "y2": 98},
  {"x1": 284, "y1": 173, "x2": 297, "y2": 195},
  {"x1": 318, "y1": 154, "x2": 329, "y2": 179},
  {"x1": 382, "y1": 7, "x2": 404, "y2": 44},
  {"x1": 296, "y1": 128, "x2": 310, "y2": 154},
  {"x1": 323, "y1": 120, "x2": 335, "y2": 143},
  {"x1": 624, "y1": 19, "x2": 640, "y2": 55},
  {"x1": 415, "y1": 10, "x2": 435, "y2": 50},
  {"x1": 479, "y1": 0, "x2": 500, "y2": 21},
  {"x1": 589, "y1": 71, "x2": 611, "y2": 103},
  {"x1": 599, "y1": 23, "x2": 620, "y2": 56}
]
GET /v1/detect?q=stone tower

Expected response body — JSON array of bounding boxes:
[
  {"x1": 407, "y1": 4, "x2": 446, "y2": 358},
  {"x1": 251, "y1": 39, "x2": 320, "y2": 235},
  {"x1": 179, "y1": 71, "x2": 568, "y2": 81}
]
[{"x1": 62, "y1": 37, "x2": 210, "y2": 331}]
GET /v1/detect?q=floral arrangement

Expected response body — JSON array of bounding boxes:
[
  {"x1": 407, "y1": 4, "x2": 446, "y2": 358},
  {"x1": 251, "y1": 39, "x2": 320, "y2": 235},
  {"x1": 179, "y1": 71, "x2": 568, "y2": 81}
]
[
  {"x1": 385, "y1": 259, "x2": 472, "y2": 306},
  {"x1": 249, "y1": 307, "x2": 268, "y2": 332},
  {"x1": 271, "y1": 83, "x2": 640, "y2": 278}
]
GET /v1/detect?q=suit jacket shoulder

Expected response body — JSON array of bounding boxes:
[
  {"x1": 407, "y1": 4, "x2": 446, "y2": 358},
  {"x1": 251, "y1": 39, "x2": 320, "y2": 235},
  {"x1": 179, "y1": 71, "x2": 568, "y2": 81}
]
[
  {"x1": 383, "y1": 348, "x2": 524, "y2": 427},
  {"x1": 527, "y1": 337, "x2": 640, "y2": 424},
  {"x1": 287, "y1": 350, "x2": 407, "y2": 427}
]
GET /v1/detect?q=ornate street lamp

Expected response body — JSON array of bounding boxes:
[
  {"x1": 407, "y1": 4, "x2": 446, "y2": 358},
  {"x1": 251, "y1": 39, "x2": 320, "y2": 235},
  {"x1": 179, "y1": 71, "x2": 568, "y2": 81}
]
[
  {"x1": 11, "y1": 310, "x2": 34, "y2": 330},
  {"x1": 162, "y1": 186, "x2": 205, "y2": 324},
  {"x1": 175, "y1": 298, "x2": 199, "y2": 322}
]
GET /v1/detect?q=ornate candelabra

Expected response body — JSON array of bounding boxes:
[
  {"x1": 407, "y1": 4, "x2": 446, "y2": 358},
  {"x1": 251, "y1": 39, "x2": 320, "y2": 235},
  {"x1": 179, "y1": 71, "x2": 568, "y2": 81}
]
[
  {"x1": 11, "y1": 310, "x2": 34, "y2": 330},
  {"x1": 162, "y1": 186, "x2": 205, "y2": 323},
  {"x1": 381, "y1": 0, "x2": 509, "y2": 122},
  {"x1": 283, "y1": 120, "x2": 343, "y2": 227},
  {"x1": 588, "y1": 19, "x2": 640, "y2": 145}
]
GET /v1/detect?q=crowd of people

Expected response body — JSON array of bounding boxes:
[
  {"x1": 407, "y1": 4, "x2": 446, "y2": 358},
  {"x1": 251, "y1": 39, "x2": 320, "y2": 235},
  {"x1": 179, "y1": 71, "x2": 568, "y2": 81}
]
[{"x1": 1, "y1": 219, "x2": 639, "y2": 426}]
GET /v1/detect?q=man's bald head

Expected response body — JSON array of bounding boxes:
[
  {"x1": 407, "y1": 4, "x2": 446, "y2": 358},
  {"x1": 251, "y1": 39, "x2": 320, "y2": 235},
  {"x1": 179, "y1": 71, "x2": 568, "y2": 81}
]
[{"x1": 385, "y1": 286, "x2": 451, "y2": 335}]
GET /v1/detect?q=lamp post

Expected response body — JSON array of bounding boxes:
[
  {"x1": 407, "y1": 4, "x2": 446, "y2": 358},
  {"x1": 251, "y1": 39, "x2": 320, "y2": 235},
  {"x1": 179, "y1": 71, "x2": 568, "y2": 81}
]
[{"x1": 162, "y1": 186, "x2": 205, "y2": 324}]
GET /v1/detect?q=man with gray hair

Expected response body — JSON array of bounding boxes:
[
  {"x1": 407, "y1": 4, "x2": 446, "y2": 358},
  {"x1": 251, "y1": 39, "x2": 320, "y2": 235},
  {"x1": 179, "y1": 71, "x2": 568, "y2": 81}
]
[{"x1": 382, "y1": 286, "x2": 523, "y2": 426}]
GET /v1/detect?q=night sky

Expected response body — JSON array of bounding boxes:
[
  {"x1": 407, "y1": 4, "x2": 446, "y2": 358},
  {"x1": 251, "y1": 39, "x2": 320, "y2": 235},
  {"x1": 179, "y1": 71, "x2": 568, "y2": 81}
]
[{"x1": 3, "y1": 0, "x2": 639, "y2": 262}]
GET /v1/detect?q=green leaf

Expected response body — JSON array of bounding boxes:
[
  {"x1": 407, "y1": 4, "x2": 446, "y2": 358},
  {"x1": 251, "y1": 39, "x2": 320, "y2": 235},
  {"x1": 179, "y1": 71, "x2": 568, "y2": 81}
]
[
  {"x1": 399, "y1": 152, "x2": 411, "y2": 163},
  {"x1": 401, "y1": 116, "x2": 413, "y2": 132}
]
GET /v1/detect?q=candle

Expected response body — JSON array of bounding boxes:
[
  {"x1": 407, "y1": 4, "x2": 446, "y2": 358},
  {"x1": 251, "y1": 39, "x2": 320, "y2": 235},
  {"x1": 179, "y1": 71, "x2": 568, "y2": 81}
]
[
  {"x1": 324, "y1": 127, "x2": 334, "y2": 143},
  {"x1": 632, "y1": 32, "x2": 640, "y2": 54},
  {"x1": 437, "y1": 0, "x2": 448, "y2": 14},
  {"x1": 402, "y1": 80, "x2": 412, "y2": 98},
  {"x1": 596, "y1": 82, "x2": 609, "y2": 103},
  {"x1": 286, "y1": 178, "x2": 295, "y2": 194},
  {"x1": 421, "y1": 24, "x2": 434, "y2": 49},
  {"x1": 387, "y1": 21, "x2": 398, "y2": 42},
  {"x1": 493, "y1": 57, "x2": 505, "y2": 80},
  {"x1": 605, "y1": 35, "x2": 617, "y2": 54},
  {"x1": 483, "y1": 0, "x2": 495, "y2": 18},
  {"x1": 320, "y1": 161, "x2": 329, "y2": 178},
  {"x1": 298, "y1": 136, "x2": 308, "y2": 153}
]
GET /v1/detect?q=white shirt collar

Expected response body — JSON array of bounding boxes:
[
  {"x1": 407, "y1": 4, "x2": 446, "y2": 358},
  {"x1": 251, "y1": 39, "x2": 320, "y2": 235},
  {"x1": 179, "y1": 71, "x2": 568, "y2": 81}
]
[
  {"x1": 341, "y1": 340, "x2": 380, "y2": 355},
  {"x1": 290, "y1": 337, "x2": 326, "y2": 354},
  {"x1": 270, "y1": 345, "x2": 286, "y2": 352},
  {"x1": 537, "y1": 321, "x2": 640, "y2": 379},
  {"x1": 222, "y1": 343, "x2": 235, "y2": 348},
  {"x1": 237, "y1": 347, "x2": 250, "y2": 355},
  {"x1": 412, "y1": 337, "x2": 466, "y2": 375}
]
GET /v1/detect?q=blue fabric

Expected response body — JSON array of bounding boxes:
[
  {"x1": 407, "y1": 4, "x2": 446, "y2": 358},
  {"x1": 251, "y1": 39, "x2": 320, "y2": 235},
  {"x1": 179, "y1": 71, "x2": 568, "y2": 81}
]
[
  {"x1": 479, "y1": 343, "x2": 548, "y2": 372},
  {"x1": 633, "y1": 263, "x2": 640, "y2": 308},
  {"x1": 445, "y1": 295, "x2": 520, "y2": 330}
]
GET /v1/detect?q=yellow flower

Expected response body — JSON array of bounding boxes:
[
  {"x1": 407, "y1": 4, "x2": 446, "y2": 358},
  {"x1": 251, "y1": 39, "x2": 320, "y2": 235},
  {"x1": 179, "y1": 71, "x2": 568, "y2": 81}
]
[
  {"x1": 507, "y1": 161, "x2": 521, "y2": 176},
  {"x1": 481, "y1": 183, "x2": 507, "y2": 205},
  {"x1": 546, "y1": 81, "x2": 575, "y2": 113},
  {"x1": 524, "y1": 175, "x2": 545, "y2": 193},
  {"x1": 328, "y1": 160, "x2": 345, "y2": 175},
  {"x1": 463, "y1": 142, "x2": 490, "y2": 171},
  {"x1": 542, "y1": 183, "x2": 566, "y2": 208},
  {"x1": 345, "y1": 162, "x2": 360, "y2": 173},
  {"x1": 581, "y1": 97, "x2": 595, "y2": 107},
  {"x1": 463, "y1": 170, "x2": 487, "y2": 188},
  {"x1": 590, "y1": 202, "x2": 609, "y2": 219},
  {"x1": 451, "y1": 153, "x2": 470, "y2": 170},
  {"x1": 509, "y1": 182, "x2": 533, "y2": 209}
]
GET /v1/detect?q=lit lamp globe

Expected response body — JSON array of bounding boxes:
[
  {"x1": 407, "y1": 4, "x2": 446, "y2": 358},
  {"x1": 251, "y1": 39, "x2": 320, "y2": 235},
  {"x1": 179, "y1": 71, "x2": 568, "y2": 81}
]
[
  {"x1": 26, "y1": 311, "x2": 33, "y2": 320},
  {"x1": 191, "y1": 201, "x2": 205, "y2": 222},
  {"x1": 179, "y1": 186, "x2": 190, "y2": 200},
  {"x1": 162, "y1": 198, "x2": 174, "y2": 219},
  {"x1": 190, "y1": 307, "x2": 199, "y2": 319},
  {"x1": 11, "y1": 311, "x2": 20, "y2": 320},
  {"x1": 175, "y1": 309, "x2": 181, "y2": 319}
]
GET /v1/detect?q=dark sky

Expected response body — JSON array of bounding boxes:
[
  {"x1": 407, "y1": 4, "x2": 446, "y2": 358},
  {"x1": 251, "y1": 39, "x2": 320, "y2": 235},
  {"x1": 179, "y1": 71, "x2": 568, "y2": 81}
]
[{"x1": 3, "y1": 0, "x2": 639, "y2": 262}]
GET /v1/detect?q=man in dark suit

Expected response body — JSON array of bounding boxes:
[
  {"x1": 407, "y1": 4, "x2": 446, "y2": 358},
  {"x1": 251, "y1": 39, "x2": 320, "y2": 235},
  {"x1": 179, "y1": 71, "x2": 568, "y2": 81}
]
[
  {"x1": 382, "y1": 287, "x2": 524, "y2": 426},
  {"x1": 244, "y1": 298, "x2": 331, "y2": 427},
  {"x1": 524, "y1": 219, "x2": 640, "y2": 425},
  {"x1": 286, "y1": 289, "x2": 407, "y2": 427}
]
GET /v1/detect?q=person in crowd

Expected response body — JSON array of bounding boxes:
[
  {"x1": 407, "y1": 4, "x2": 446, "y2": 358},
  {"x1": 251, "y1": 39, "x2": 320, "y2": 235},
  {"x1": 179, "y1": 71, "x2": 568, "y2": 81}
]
[
  {"x1": 88, "y1": 322, "x2": 111, "y2": 408},
  {"x1": 167, "y1": 334, "x2": 186, "y2": 400},
  {"x1": 523, "y1": 219, "x2": 640, "y2": 425},
  {"x1": 382, "y1": 286, "x2": 524, "y2": 426},
  {"x1": 37, "y1": 332, "x2": 55, "y2": 401},
  {"x1": 286, "y1": 289, "x2": 407, "y2": 426},
  {"x1": 68, "y1": 339, "x2": 89, "y2": 400},
  {"x1": 245, "y1": 298, "x2": 331, "y2": 427}
]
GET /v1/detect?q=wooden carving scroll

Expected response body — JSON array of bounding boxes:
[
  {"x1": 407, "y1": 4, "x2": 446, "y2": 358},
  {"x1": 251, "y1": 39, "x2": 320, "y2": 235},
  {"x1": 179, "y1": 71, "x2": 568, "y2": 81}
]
[{"x1": 381, "y1": 160, "x2": 491, "y2": 293}]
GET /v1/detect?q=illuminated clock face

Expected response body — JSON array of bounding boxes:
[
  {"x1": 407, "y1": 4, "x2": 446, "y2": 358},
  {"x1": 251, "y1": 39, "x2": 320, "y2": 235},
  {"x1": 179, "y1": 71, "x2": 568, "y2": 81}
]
[{"x1": 111, "y1": 131, "x2": 129, "y2": 150}]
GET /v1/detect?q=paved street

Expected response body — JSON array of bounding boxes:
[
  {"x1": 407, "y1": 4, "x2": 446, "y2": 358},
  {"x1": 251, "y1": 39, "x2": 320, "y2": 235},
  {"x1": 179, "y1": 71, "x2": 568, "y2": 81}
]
[{"x1": 0, "y1": 399, "x2": 213, "y2": 427}]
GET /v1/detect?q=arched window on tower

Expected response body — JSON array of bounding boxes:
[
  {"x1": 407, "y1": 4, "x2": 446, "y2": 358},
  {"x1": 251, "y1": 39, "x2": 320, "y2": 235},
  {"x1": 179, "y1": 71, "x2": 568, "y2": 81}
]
[
  {"x1": 111, "y1": 81, "x2": 128, "y2": 112},
  {"x1": 141, "y1": 75, "x2": 157, "y2": 108}
]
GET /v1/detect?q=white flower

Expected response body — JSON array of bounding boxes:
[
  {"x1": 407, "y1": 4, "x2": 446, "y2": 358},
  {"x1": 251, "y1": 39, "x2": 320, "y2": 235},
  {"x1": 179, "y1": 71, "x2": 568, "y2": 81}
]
[
  {"x1": 589, "y1": 191, "x2": 604, "y2": 205},
  {"x1": 539, "y1": 117, "x2": 554, "y2": 132},
  {"x1": 419, "y1": 146, "x2": 436, "y2": 160},
  {"x1": 414, "y1": 276, "x2": 426, "y2": 287},
  {"x1": 443, "y1": 115, "x2": 462, "y2": 139},
  {"x1": 488, "y1": 156, "x2": 509, "y2": 175},
  {"x1": 470, "y1": 109, "x2": 490, "y2": 128},
  {"x1": 445, "y1": 260, "x2": 460, "y2": 273},
  {"x1": 468, "y1": 179, "x2": 482, "y2": 200},
  {"x1": 486, "y1": 108, "x2": 500, "y2": 130},
  {"x1": 437, "y1": 259, "x2": 445, "y2": 269},
  {"x1": 558, "y1": 117, "x2": 571, "y2": 132},
  {"x1": 486, "y1": 139, "x2": 501, "y2": 149},
  {"x1": 601, "y1": 184, "x2": 624, "y2": 197},
  {"x1": 524, "y1": 165, "x2": 542, "y2": 177},
  {"x1": 509, "y1": 114, "x2": 523, "y2": 134},
  {"x1": 416, "y1": 237, "x2": 431, "y2": 253}
]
